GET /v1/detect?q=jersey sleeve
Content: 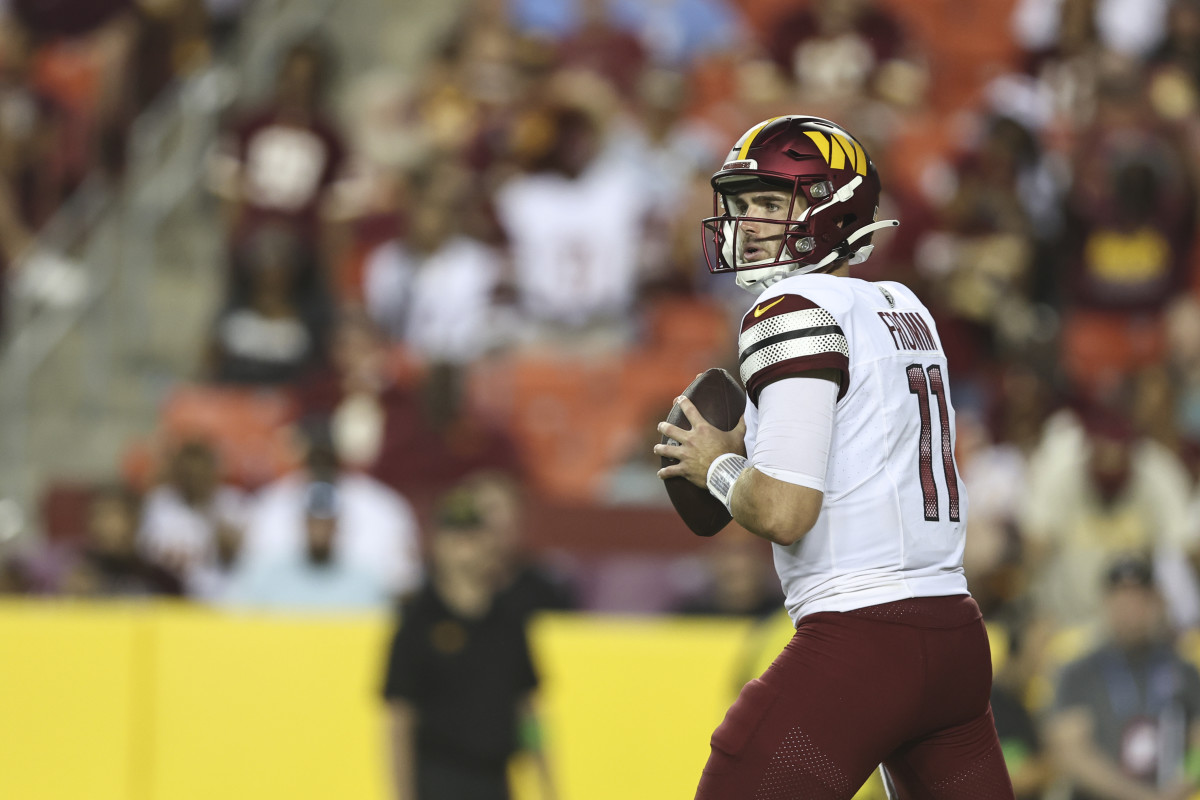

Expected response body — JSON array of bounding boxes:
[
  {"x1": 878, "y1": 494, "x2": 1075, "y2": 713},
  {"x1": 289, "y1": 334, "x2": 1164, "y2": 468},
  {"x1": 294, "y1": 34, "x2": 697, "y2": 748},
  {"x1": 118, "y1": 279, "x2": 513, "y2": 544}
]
[{"x1": 738, "y1": 293, "x2": 850, "y2": 404}]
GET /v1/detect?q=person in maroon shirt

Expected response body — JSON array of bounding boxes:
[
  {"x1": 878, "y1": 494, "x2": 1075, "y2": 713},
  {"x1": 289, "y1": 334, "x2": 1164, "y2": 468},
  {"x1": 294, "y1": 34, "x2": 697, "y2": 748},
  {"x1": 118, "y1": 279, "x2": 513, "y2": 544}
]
[
  {"x1": 211, "y1": 37, "x2": 348, "y2": 247},
  {"x1": 295, "y1": 313, "x2": 520, "y2": 504}
]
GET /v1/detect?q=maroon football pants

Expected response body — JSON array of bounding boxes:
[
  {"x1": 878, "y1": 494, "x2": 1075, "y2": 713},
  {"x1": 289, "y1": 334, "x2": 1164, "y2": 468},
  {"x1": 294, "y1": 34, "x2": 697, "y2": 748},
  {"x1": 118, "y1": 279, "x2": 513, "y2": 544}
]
[{"x1": 694, "y1": 595, "x2": 1015, "y2": 799}]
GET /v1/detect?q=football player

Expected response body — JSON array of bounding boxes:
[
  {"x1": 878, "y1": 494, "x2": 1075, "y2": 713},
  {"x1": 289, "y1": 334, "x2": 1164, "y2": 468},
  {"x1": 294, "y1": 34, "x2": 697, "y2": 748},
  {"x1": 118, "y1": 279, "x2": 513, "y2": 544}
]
[{"x1": 655, "y1": 116, "x2": 1016, "y2": 799}]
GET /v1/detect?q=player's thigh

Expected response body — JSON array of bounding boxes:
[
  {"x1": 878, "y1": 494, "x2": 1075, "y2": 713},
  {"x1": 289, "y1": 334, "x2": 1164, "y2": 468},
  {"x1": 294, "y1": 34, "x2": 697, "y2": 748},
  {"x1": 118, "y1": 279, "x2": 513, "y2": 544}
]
[
  {"x1": 695, "y1": 621, "x2": 915, "y2": 800},
  {"x1": 694, "y1": 677, "x2": 884, "y2": 800},
  {"x1": 882, "y1": 708, "x2": 1015, "y2": 800}
]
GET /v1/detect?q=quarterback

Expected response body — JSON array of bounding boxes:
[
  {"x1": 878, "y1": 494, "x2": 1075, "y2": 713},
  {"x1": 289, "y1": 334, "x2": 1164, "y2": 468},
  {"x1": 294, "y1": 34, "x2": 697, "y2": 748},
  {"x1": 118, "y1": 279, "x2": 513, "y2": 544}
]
[{"x1": 655, "y1": 116, "x2": 1016, "y2": 798}]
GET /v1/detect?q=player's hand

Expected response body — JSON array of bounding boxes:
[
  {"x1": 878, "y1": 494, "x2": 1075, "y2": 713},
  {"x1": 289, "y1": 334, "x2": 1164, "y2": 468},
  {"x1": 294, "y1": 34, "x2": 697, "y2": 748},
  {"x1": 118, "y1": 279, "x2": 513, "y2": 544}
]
[{"x1": 653, "y1": 395, "x2": 747, "y2": 489}]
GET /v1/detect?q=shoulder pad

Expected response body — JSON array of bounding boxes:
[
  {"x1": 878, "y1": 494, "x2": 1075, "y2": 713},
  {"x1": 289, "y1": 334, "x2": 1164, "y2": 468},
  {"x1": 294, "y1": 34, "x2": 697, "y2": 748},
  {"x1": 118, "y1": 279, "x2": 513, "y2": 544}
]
[{"x1": 739, "y1": 293, "x2": 849, "y2": 404}]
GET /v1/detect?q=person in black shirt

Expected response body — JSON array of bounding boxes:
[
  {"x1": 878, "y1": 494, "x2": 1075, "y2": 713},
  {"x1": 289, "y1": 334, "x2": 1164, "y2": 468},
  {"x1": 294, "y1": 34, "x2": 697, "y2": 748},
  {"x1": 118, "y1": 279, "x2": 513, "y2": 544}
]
[
  {"x1": 462, "y1": 470, "x2": 578, "y2": 620},
  {"x1": 382, "y1": 487, "x2": 556, "y2": 800}
]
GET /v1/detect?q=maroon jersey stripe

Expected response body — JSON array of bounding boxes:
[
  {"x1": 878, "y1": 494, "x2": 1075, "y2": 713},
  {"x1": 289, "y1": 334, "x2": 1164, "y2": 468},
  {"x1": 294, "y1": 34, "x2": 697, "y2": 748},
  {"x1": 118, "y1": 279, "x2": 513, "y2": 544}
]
[
  {"x1": 745, "y1": 352, "x2": 849, "y2": 404},
  {"x1": 741, "y1": 293, "x2": 822, "y2": 332}
]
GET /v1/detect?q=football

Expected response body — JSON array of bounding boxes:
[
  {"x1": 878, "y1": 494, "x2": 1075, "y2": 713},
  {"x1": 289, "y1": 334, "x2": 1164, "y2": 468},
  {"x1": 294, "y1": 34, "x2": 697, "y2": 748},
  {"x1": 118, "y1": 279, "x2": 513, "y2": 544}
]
[{"x1": 661, "y1": 368, "x2": 746, "y2": 537}]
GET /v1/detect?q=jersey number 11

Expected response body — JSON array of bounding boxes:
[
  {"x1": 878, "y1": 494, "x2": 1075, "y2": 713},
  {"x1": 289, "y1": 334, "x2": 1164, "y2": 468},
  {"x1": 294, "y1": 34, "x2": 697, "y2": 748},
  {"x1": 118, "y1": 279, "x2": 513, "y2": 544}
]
[{"x1": 906, "y1": 364, "x2": 960, "y2": 522}]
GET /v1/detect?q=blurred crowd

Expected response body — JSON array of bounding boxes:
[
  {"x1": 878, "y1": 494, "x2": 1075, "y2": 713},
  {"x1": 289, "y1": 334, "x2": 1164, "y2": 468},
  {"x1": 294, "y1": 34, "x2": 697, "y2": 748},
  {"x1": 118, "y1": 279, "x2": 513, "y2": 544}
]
[
  {"x1": 0, "y1": 0, "x2": 216, "y2": 320},
  {"x1": 3, "y1": 0, "x2": 1200, "y2": 796}
]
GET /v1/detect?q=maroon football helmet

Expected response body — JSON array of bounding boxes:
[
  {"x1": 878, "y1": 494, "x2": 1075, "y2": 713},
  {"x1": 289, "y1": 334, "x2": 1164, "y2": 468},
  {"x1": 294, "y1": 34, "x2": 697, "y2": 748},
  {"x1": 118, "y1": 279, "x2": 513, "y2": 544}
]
[{"x1": 701, "y1": 115, "x2": 898, "y2": 292}]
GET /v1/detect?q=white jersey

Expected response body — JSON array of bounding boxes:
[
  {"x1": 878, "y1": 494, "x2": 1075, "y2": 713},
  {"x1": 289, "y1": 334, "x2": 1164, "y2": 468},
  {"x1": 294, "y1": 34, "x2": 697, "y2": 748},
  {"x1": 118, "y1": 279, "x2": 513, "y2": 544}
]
[{"x1": 738, "y1": 273, "x2": 970, "y2": 622}]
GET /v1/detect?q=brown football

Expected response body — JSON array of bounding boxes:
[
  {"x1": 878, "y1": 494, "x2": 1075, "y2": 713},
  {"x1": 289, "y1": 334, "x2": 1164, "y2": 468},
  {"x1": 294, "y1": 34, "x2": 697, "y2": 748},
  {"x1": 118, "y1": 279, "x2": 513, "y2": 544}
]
[{"x1": 661, "y1": 368, "x2": 746, "y2": 537}]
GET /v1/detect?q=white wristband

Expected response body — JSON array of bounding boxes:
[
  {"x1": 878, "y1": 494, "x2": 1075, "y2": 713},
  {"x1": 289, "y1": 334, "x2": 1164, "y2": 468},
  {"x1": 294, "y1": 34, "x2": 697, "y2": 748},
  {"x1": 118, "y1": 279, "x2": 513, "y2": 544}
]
[{"x1": 706, "y1": 453, "x2": 748, "y2": 514}]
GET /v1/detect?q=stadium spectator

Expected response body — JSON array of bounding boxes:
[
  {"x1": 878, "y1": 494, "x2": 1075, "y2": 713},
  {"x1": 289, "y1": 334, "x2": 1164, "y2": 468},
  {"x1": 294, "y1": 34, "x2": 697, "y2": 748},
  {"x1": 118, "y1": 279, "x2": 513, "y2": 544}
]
[
  {"x1": 508, "y1": 0, "x2": 742, "y2": 67},
  {"x1": 138, "y1": 439, "x2": 247, "y2": 600},
  {"x1": 464, "y1": 470, "x2": 578, "y2": 618},
  {"x1": 1056, "y1": 66, "x2": 1196, "y2": 391},
  {"x1": 493, "y1": 79, "x2": 652, "y2": 348},
  {"x1": 296, "y1": 332, "x2": 520, "y2": 501},
  {"x1": 1146, "y1": 0, "x2": 1200, "y2": 121},
  {"x1": 223, "y1": 480, "x2": 389, "y2": 611},
  {"x1": 554, "y1": 0, "x2": 646, "y2": 100},
  {"x1": 295, "y1": 311, "x2": 401, "y2": 475},
  {"x1": 1013, "y1": 0, "x2": 1171, "y2": 62},
  {"x1": 913, "y1": 113, "x2": 1057, "y2": 390},
  {"x1": 1022, "y1": 405, "x2": 1199, "y2": 628},
  {"x1": 991, "y1": 637, "x2": 1053, "y2": 800},
  {"x1": 382, "y1": 486, "x2": 557, "y2": 800},
  {"x1": 208, "y1": 36, "x2": 349, "y2": 246},
  {"x1": 1165, "y1": 296, "x2": 1200, "y2": 442},
  {"x1": 765, "y1": 0, "x2": 922, "y2": 111},
  {"x1": 61, "y1": 484, "x2": 183, "y2": 598},
  {"x1": 207, "y1": 225, "x2": 330, "y2": 385},
  {"x1": 0, "y1": 18, "x2": 66, "y2": 261},
  {"x1": 956, "y1": 411, "x2": 1030, "y2": 619},
  {"x1": 674, "y1": 527, "x2": 782, "y2": 619},
  {"x1": 238, "y1": 426, "x2": 422, "y2": 598},
  {"x1": 1043, "y1": 556, "x2": 1200, "y2": 800},
  {"x1": 0, "y1": 15, "x2": 69, "y2": 327},
  {"x1": 362, "y1": 164, "x2": 507, "y2": 364}
]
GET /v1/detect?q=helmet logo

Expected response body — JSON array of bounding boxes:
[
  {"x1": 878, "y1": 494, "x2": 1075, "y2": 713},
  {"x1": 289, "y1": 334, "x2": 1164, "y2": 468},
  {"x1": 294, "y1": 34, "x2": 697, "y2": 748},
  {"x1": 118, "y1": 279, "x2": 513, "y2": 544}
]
[
  {"x1": 803, "y1": 131, "x2": 867, "y2": 176},
  {"x1": 721, "y1": 159, "x2": 757, "y2": 171}
]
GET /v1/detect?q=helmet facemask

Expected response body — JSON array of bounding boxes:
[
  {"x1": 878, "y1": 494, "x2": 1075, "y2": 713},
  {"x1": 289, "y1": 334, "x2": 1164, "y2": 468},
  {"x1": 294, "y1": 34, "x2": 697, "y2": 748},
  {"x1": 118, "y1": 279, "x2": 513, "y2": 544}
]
[
  {"x1": 702, "y1": 169, "x2": 899, "y2": 294},
  {"x1": 703, "y1": 173, "x2": 853, "y2": 292}
]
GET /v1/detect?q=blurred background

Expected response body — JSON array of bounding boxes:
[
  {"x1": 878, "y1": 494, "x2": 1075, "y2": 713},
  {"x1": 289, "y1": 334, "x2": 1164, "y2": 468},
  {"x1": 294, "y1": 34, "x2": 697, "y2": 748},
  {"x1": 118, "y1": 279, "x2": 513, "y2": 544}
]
[{"x1": 1, "y1": 0, "x2": 1200, "y2": 797}]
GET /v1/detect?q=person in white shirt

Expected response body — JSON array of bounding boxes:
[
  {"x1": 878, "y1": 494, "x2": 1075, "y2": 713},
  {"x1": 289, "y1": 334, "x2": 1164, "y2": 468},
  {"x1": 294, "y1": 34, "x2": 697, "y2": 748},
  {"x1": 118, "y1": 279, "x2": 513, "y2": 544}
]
[
  {"x1": 494, "y1": 102, "x2": 649, "y2": 344},
  {"x1": 238, "y1": 435, "x2": 422, "y2": 599},
  {"x1": 225, "y1": 481, "x2": 390, "y2": 612},
  {"x1": 363, "y1": 168, "x2": 505, "y2": 365},
  {"x1": 138, "y1": 440, "x2": 247, "y2": 600},
  {"x1": 655, "y1": 116, "x2": 1015, "y2": 799}
]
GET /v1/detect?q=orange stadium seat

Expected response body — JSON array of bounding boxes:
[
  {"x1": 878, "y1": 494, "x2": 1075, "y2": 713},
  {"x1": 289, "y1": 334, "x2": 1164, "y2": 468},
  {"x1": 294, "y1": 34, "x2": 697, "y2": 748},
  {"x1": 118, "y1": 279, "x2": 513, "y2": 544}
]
[
  {"x1": 1060, "y1": 311, "x2": 1168, "y2": 396},
  {"x1": 641, "y1": 296, "x2": 735, "y2": 361},
  {"x1": 157, "y1": 384, "x2": 301, "y2": 489},
  {"x1": 875, "y1": 0, "x2": 1021, "y2": 110},
  {"x1": 736, "y1": 0, "x2": 1021, "y2": 113},
  {"x1": 504, "y1": 357, "x2": 627, "y2": 501},
  {"x1": 465, "y1": 335, "x2": 738, "y2": 504}
]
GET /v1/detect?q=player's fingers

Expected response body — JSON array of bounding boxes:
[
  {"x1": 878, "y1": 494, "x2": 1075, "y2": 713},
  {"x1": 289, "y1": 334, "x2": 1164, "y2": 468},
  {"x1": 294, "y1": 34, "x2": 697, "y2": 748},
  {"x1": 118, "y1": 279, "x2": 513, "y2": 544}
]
[
  {"x1": 657, "y1": 421, "x2": 689, "y2": 443},
  {"x1": 675, "y1": 396, "x2": 709, "y2": 429},
  {"x1": 657, "y1": 463, "x2": 686, "y2": 480},
  {"x1": 733, "y1": 415, "x2": 747, "y2": 437},
  {"x1": 652, "y1": 442, "x2": 683, "y2": 459}
]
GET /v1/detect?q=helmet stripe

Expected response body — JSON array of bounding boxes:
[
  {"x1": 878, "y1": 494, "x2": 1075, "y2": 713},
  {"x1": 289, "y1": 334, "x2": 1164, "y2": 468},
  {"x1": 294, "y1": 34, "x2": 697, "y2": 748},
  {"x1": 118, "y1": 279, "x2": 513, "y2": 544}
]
[
  {"x1": 828, "y1": 134, "x2": 848, "y2": 170},
  {"x1": 850, "y1": 138, "x2": 868, "y2": 176},
  {"x1": 804, "y1": 131, "x2": 830, "y2": 162},
  {"x1": 737, "y1": 117, "x2": 780, "y2": 160}
]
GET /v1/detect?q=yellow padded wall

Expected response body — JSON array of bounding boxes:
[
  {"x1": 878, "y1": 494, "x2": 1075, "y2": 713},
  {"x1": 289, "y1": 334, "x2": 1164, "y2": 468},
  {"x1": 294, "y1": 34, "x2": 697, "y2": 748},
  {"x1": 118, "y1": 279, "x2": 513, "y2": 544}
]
[
  {"x1": 147, "y1": 607, "x2": 393, "y2": 800},
  {"x1": 0, "y1": 603, "x2": 768, "y2": 800},
  {"x1": 0, "y1": 601, "x2": 147, "y2": 800}
]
